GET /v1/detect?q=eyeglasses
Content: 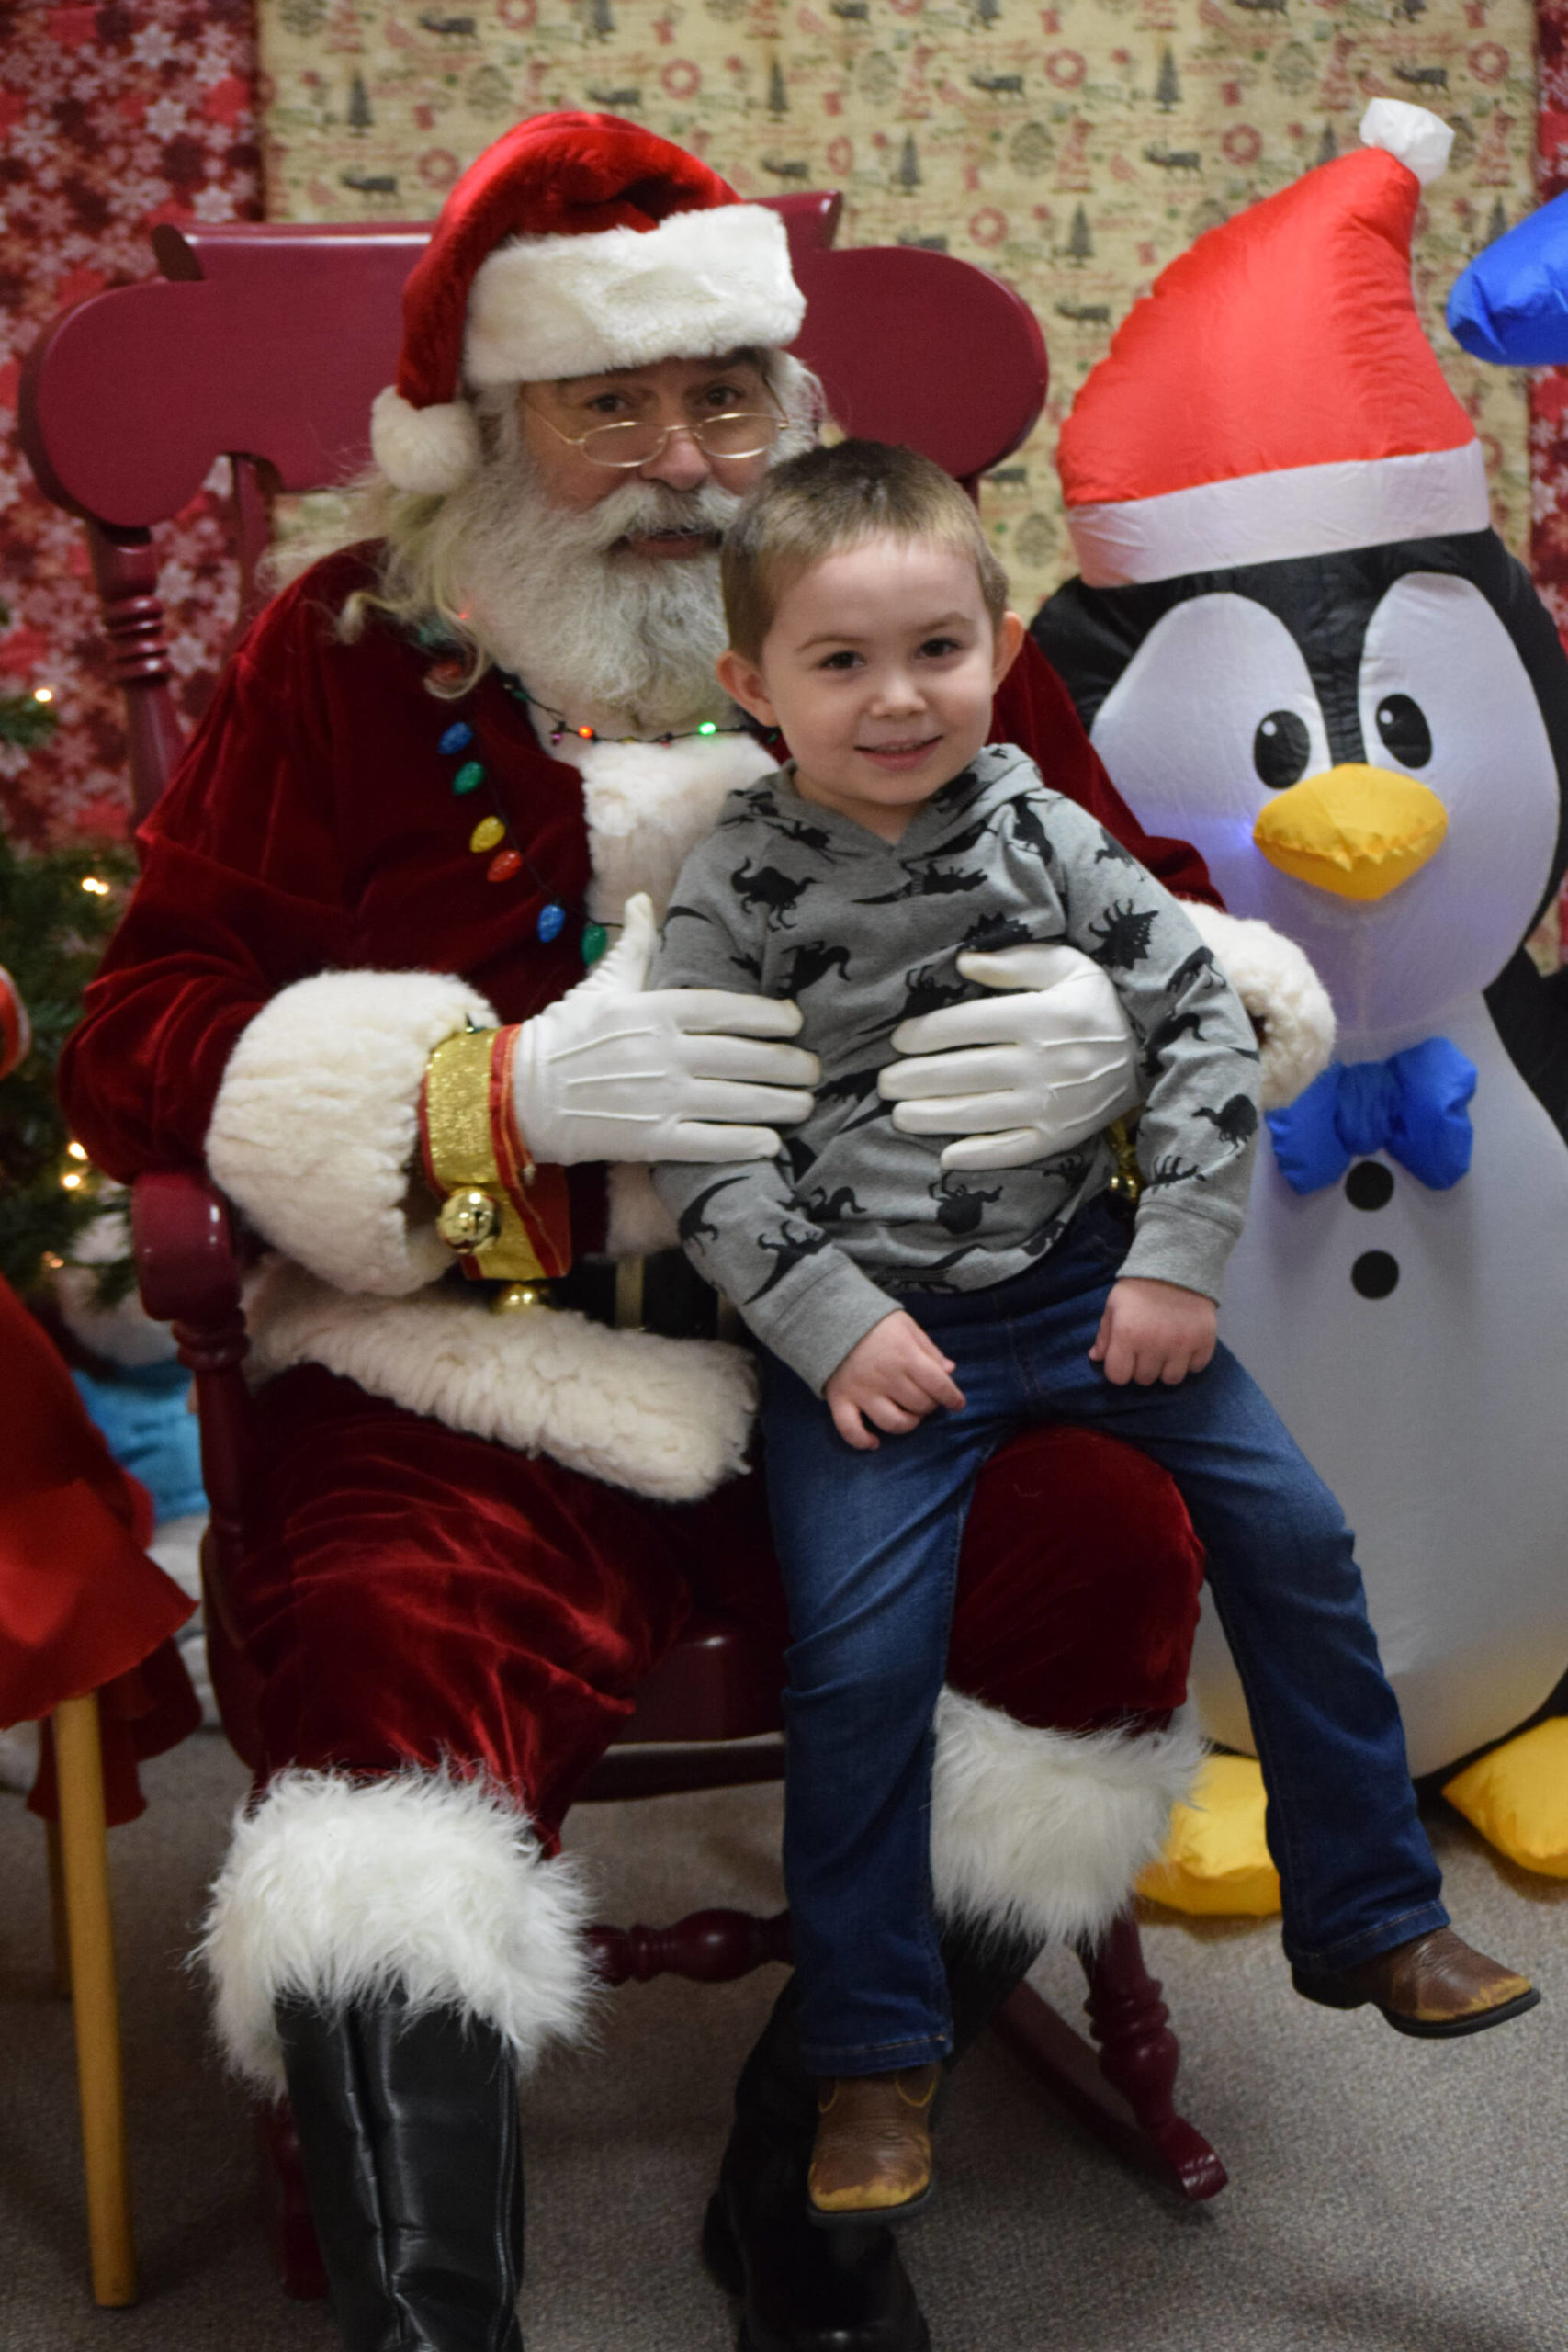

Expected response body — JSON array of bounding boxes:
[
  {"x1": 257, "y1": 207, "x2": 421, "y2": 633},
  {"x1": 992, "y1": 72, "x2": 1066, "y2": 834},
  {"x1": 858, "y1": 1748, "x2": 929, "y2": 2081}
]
[{"x1": 524, "y1": 390, "x2": 785, "y2": 470}]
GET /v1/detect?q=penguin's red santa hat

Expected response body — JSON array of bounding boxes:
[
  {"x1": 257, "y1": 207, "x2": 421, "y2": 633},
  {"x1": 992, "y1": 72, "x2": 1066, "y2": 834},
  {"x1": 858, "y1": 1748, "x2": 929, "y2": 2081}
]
[
  {"x1": 370, "y1": 110, "x2": 807, "y2": 497},
  {"x1": 1059, "y1": 102, "x2": 1488, "y2": 588}
]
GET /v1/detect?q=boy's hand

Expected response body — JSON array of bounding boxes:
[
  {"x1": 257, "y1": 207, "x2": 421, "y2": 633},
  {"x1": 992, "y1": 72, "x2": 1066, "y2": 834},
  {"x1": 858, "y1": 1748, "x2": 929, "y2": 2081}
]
[
  {"x1": 824, "y1": 1313, "x2": 966, "y2": 1451},
  {"x1": 1090, "y1": 1278, "x2": 1216, "y2": 1386}
]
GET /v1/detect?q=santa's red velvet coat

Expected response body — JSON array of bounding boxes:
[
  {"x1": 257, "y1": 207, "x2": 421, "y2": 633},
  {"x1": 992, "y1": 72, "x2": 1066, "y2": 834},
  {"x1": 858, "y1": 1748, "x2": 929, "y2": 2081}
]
[{"x1": 60, "y1": 548, "x2": 1208, "y2": 2096}]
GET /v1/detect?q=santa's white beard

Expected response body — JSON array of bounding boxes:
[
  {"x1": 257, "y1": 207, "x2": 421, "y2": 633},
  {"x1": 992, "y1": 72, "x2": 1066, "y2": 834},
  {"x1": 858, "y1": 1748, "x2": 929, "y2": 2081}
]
[{"x1": 449, "y1": 435, "x2": 740, "y2": 736}]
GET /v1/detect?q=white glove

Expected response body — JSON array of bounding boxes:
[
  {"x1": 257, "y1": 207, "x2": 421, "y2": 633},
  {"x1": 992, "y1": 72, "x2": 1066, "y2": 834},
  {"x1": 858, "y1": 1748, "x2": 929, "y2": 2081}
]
[
  {"x1": 877, "y1": 943, "x2": 1139, "y2": 1171},
  {"x1": 512, "y1": 893, "x2": 818, "y2": 1166}
]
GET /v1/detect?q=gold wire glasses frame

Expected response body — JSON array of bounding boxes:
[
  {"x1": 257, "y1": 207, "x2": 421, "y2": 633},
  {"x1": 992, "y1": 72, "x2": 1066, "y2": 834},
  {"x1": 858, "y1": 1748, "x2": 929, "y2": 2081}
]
[{"x1": 524, "y1": 388, "x2": 786, "y2": 469}]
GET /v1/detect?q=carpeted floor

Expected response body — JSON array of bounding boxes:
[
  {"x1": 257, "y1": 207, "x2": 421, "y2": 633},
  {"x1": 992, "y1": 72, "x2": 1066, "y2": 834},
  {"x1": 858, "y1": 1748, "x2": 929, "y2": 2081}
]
[{"x1": 3, "y1": 1731, "x2": 1564, "y2": 2352}]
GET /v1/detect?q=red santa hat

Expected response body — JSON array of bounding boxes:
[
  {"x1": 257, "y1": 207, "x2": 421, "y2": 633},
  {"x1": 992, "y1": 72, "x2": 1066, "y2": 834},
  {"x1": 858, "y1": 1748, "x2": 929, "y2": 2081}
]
[
  {"x1": 371, "y1": 111, "x2": 807, "y2": 497},
  {"x1": 1058, "y1": 102, "x2": 1488, "y2": 587}
]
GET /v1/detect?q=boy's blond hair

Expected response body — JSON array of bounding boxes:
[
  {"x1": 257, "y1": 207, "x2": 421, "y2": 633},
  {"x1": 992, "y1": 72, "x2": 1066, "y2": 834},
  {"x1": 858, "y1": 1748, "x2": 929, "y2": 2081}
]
[{"x1": 721, "y1": 438, "x2": 1010, "y2": 662}]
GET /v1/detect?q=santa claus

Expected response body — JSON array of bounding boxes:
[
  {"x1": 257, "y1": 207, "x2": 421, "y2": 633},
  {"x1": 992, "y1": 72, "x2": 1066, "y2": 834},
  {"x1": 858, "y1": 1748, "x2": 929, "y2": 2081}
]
[{"x1": 58, "y1": 111, "x2": 1530, "y2": 2352}]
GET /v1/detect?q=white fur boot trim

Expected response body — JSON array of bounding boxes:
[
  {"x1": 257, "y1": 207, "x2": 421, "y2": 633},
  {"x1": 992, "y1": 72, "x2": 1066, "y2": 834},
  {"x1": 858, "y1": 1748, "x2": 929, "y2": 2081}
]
[
  {"x1": 207, "y1": 970, "x2": 499, "y2": 1298},
  {"x1": 245, "y1": 1258, "x2": 757, "y2": 1502},
  {"x1": 198, "y1": 1767, "x2": 596, "y2": 2098},
  {"x1": 930, "y1": 1688, "x2": 1204, "y2": 1949},
  {"x1": 1182, "y1": 904, "x2": 1336, "y2": 1111}
]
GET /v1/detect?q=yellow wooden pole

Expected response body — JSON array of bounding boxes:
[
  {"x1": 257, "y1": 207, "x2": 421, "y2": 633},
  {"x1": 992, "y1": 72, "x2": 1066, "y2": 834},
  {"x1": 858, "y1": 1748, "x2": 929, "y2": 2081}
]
[
  {"x1": 44, "y1": 1815, "x2": 72, "y2": 2000},
  {"x1": 51, "y1": 1691, "x2": 137, "y2": 2307}
]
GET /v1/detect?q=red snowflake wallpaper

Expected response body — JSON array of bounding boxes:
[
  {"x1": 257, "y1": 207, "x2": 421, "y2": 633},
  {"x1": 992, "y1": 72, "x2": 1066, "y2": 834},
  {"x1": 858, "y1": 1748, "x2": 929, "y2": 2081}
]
[{"x1": 0, "y1": 0, "x2": 259, "y2": 846}]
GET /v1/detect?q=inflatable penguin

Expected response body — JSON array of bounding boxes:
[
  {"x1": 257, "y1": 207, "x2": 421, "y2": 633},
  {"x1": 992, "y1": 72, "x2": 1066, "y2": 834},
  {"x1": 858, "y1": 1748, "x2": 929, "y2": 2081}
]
[{"x1": 1035, "y1": 103, "x2": 1568, "y2": 1879}]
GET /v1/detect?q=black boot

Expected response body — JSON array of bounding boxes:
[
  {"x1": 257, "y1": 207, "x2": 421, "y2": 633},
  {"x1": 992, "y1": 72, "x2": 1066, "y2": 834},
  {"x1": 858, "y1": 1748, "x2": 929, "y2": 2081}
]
[
  {"x1": 276, "y1": 1995, "x2": 525, "y2": 2352},
  {"x1": 706, "y1": 1922, "x2": 1040, "y2": 2352}
]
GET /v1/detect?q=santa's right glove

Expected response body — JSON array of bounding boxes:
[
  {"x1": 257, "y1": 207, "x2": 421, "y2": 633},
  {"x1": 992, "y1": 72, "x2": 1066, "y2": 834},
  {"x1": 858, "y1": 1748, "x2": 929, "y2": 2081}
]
[{"x1": 511, "y1": 893, "x2": 818, "y2": 1166}]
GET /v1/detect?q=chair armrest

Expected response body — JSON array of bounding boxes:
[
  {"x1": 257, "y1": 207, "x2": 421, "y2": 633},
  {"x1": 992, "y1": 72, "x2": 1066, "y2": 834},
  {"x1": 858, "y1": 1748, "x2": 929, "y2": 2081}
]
[{"x1": 130, "y1": 1170, "x2": 243, "y2": 1329}]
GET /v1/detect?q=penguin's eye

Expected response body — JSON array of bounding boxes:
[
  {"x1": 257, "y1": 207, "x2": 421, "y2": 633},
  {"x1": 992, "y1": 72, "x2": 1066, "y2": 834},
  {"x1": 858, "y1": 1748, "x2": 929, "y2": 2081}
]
[
  {"x1": 1253, "y1": 709, "x2": 1312, "y2": 791},
  {"x1": 1373, "y1": 693, "x2": 1433, "y2": 769}
]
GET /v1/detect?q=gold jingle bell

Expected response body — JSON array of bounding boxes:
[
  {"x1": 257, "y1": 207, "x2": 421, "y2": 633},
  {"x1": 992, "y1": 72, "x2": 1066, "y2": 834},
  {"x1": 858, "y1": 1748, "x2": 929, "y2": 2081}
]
[
  {"x1": 492, "y1": 1281, "x2": 556, "y2": 1315},
  {"x1": 1106, "y1": 1115, "x2": 1144, "y2": 1208},
  {"x1": 437, "y1": 1186, "x2": 502, "y2": 1254}
]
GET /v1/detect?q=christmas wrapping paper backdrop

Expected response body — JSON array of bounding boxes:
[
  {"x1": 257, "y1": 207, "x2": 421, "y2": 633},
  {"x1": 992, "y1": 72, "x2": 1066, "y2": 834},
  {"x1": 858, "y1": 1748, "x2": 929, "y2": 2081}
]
[
  {"x1": 258, "y1": 0, "x2": 1540, "y2": 623},
  {"x1": 0, "y1": 0, "x2": 260, "y2": 846}
]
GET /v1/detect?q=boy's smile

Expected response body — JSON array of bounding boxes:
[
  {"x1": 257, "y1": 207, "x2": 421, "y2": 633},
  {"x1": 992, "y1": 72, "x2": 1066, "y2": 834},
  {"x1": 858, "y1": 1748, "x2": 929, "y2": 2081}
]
[{"x1": 717, "y1": 535, "x2": 1024, "y2": 842}]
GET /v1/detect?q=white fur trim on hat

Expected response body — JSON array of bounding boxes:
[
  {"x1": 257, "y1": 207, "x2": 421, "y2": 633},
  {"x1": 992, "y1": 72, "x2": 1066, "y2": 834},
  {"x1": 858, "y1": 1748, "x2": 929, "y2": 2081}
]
[
  {"x1": 930, "y1": 1688, "x2": 1203, "y2": 1950},
  {"x1": 207, "y1": 969, "x2": 499, "y2": 1299},
  {"x1": 198, "y1": 1767, "x2": 596, "y2": 2096},
  {"x1": 371, "y1": 383, "x2": 484, "y2": 497},
  {"x1": 1068, "y1": 441, "x2": 1490, "y2": 590},
  {"x1": 243, "y1": 1258, "x2": 757, "y2": 1503},
  {"x1": 1359, "y1": 99, "x2": 1454, "y2": 187},
  {"x1": 1181, "y1": 904, "x2": 1337, "y2": 1110},
  {"x1": 466, "y1": 203, "x2": 806, "y2": 388}
]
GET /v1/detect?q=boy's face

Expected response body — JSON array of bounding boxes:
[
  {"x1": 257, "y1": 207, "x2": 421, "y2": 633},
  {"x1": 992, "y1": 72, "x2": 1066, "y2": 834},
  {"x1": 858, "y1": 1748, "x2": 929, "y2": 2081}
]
[{"x1": 716, "y1": 534, "x2": 1024, "y2": 841}]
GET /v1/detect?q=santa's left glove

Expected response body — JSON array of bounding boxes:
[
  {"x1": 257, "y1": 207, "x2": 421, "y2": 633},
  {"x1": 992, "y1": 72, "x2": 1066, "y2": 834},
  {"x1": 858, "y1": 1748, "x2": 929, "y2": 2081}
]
[
  {"x1": 511, "y1": 893, "x2": 818, "y2": 1167},
  {"x1": 879, "y1": 943, "x2": 1140, "y2": 1170}
]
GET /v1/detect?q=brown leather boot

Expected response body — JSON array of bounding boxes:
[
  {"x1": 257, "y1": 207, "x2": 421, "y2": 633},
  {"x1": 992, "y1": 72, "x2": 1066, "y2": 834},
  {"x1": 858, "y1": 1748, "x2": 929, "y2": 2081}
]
[
  {"x1": 807, "y1": 2066, "x2": 940, "y2": 2224},
  {"x1": 1292, "y1": 1928, "x2": 1540, "y2": 2038}
]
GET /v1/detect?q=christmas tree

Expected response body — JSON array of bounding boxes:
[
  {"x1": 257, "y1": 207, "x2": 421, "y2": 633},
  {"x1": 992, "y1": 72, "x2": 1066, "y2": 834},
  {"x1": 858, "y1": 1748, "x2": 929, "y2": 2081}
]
[{"x1": 0, "y1": 605, "x2": 135, "y2": 1299}]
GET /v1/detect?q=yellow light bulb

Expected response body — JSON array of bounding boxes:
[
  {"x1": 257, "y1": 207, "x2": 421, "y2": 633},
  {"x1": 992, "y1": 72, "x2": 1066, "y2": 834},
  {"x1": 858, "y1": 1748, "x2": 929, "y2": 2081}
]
[
  {"x1": 61, "y1": 1170, "x2": 83, "y2": 1190},
  {"x1": 67, "y1": 1140, "x2": 87, "y2": 1160},
  {"x1": 31, "y1": 685, "x2": 53, "y2": 704},
  {"x1": 80, "y1": 876, "x2": 109, "y2": 896}
]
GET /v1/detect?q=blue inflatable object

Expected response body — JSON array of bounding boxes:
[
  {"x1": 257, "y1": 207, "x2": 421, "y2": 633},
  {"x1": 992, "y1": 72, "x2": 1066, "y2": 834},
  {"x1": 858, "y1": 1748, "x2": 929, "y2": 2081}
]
[
  {"x1": 72, "y1": 1359, "x2": 207, "y2": 1525},
  {"x1": 1449, "y1": 190, "x2": 1568, "y2": 364}
]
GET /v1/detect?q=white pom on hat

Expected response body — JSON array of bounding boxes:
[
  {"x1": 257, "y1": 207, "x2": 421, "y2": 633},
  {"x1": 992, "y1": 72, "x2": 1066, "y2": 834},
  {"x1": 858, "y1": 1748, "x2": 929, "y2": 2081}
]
[
  {"x1": 369, "y1": 386, "x2": 483, "y2": 498},
  {"x1": 1359, "y1": 98, "x2": 1454, "y2": 187}
]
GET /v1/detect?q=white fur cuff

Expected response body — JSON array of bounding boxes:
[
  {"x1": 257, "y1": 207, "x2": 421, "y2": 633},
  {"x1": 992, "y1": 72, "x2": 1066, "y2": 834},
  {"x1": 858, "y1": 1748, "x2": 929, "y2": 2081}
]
[
  {"x1": 931, "y1": 1688, "x2": 1203, "y2": 1950},
  {"x1": 1182, "y1": 904, "x2": 1337, "y2": 1111},
  {"x1": 207, "y1": 970, "x2": 499, "y2": 1298},
  {"x1": 245, "y1": 1259, "x2": 758, "y2": 1502},
  {"x1": 198, "y1": 1768, "x2": 596, "y2": 2097}
]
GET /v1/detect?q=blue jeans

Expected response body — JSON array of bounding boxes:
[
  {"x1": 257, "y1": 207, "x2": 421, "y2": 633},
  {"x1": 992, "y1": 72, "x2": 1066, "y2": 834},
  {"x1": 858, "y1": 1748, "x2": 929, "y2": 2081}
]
[{"x1": 761, "y1": 1193, "x2": 1446, "y2": 2075}]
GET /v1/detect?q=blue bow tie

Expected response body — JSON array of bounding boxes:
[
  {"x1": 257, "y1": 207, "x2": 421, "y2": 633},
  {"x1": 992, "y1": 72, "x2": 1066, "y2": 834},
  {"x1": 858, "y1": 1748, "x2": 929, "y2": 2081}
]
[{"x1": 1267, "y1": 1037, "x2": 1478, "y2": 1195}]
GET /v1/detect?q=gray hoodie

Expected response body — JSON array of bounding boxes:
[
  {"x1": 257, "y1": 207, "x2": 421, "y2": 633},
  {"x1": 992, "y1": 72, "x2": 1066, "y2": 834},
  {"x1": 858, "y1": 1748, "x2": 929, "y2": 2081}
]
[{"x1": 650, "y1": 744, "x2": 1259, "y2": 1395}]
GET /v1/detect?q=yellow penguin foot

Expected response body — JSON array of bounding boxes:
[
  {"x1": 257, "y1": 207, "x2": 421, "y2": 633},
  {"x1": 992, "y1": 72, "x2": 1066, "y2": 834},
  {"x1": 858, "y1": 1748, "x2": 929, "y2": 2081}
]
[
  {"x1": 1442, "y1": 1719, "x2": 1568, "y2": 1879},
  {"x1": 1135, "y1": 1753, "x2": 1281, "y2": 1918}
]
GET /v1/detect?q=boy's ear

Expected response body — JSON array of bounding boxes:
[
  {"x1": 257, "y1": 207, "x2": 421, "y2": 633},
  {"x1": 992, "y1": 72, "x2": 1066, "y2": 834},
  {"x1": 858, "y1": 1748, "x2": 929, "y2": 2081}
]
[
  {"x1": 716, "y1": 647, "x2": 779, "y2": 729},
  {"x1": 992, "y1": 610, "x2": 1027, "y2": 689}
]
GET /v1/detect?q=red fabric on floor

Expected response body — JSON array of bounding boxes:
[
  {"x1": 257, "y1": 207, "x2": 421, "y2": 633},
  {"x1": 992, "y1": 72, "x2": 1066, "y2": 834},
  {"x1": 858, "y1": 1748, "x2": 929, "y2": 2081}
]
[{"x1": 0, "y1": 1274, "x2": 199, "y2": 1821}]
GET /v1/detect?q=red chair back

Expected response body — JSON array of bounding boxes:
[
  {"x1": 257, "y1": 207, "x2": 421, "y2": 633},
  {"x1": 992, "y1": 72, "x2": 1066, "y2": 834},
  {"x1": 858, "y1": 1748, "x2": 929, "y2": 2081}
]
[{"x1": 19, "y1": 199, "x2": 1045, "y2": 819}]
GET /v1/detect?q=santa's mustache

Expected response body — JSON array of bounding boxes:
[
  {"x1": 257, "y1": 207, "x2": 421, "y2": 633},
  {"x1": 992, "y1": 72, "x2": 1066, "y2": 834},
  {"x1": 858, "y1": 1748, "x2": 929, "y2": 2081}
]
[{"x1": 570, "y1": 474, "x2": 743, "y2": 554}]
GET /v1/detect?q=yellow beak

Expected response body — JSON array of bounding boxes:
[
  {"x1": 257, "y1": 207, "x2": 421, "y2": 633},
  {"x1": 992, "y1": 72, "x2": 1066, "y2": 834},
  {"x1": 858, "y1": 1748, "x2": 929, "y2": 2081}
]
[{"x1": 1252, "y1": 764, "x2": 1448, "y2": 902}]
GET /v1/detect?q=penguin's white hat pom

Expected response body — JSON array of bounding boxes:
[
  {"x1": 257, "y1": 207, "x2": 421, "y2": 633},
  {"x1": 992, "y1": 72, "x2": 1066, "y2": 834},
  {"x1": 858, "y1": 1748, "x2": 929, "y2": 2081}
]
[
  {"x1": 1359, "y1": 99, "x2": 1453, "y2": 187},
  {"x1": 370, "y1": 386, "x2": 483, "y2": 498}
]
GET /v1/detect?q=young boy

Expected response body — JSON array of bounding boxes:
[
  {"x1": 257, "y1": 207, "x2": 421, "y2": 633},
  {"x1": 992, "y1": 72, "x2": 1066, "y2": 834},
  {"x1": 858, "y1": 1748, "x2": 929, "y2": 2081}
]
[{"x1": 649, "y1": 440, "x2": 1535, "y2": 2225}]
